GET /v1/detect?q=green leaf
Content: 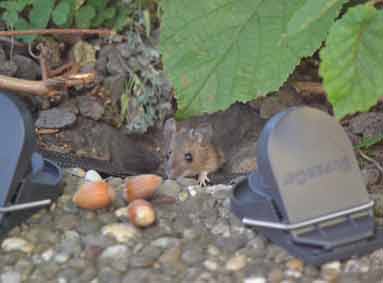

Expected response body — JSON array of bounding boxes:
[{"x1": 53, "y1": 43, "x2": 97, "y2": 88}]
[
  {"x1": 1, "y1": 10, "x2": 20, "y2": 26},
  {"x1": 91, "y1": 7, "x2": 116, "y2": 27},
  {"x1": 88, "y1": 0, "x2": 109, "y2": 11},
  {"x1": 160, "y1": 0, "x2": 347, "y2": 119},
  {"x1": 75, "y1": 4, "x2": 96, "y2": 28},
  {"x1": 113, "y1": 8, "x2": 131, "y2": 31},
  {"x1": 320, "y1": 5, "x2": 383, "y2": 119},
  {"x1": 355, "y1": 134, "x2": 383, "y2": 149},
  {"x1": 0, "y1": 1, "x2": 30, "y2": 13},
  {"x1": 29, "y1": 0, "x2": 54, "y2": 28},
  {"x1": 52, "y1": 2, "x2": 71, "y2": 26},
  {"x1": 14, "y1": 17, "x2": 35, "y2": 42}
]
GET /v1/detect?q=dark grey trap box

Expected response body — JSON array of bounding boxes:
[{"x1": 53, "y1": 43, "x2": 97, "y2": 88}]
[
  {"x1": 231, "y1": 107, "x2": 383, "y2": 265},
  {"x1": 0, "y1": 92, "x2": 63, "y2": 237}
]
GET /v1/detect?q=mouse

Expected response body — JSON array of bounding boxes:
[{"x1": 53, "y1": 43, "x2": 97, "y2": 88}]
[
  {"x1": 163, "y1": 118, "x2": 225, "y2": 186},
  {"x1": 163, "y1": 103, "x2": 263, "y2": 186}
]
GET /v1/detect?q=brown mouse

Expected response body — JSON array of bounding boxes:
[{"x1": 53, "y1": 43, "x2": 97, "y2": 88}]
[
  {"x1": 163, "y1": 118, "x2": 225, "y2": 186},
  {"x1": 163, "y1": 103, "x2": 264, "y2": 186}
]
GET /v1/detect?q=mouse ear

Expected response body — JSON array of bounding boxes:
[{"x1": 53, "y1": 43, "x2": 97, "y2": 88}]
[
  {"x1": 191, "y1": 124, "x2": 213, "y2": 143},
  {"x1": 163, "y1": 118, "x2": 177, "y2": 151},
  {"x1": 164, "y1": 118, "x2": 177, "y2": 138}
]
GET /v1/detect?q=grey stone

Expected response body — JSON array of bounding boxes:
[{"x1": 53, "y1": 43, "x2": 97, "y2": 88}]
[
  {"x1": 156, "y1": 180, "x2": 182, "y2": 199},
  {"x1": 106, "y1": 52, "x2": 128, "y2": 75},
  {"x1": 181, "y1": 247, "x2": 204, "y2": 265},
  {"x1": 1, "y1": 271, "x2": 21, "y2": 283},
  {"x1": 97, "y1": 267, "x2": 122, "y2": 283},
  {"x1": 79, "y1": 267, "x2": 97, "y2": 282},
  {"x1": 35, "y1": 108, "x2": 76, "y2": 129},
  {"x1": 13, "y1": 55, "x2": 40, "y2": 80},
  {"x1": 77, "y1": 95, "x2": 105, "y2": 121},
  {"x1": 99, "y1": 245, "x2": 130, "y2": 272},
  {"x1": 151, "y1": 237, "x2": 180, "y2": 249},
  {"x1": 0, "y1": 61, "x2": 17, "y2": 76},
  {"x1": 129, "y1": 245, "x2": 162, "y2": 268},
  {"x1": 56, "y1": 214, "x2": 80, "y2": 231},
  {"x1": 103, "y1": 74, "x2": 126, "y2": 105}
]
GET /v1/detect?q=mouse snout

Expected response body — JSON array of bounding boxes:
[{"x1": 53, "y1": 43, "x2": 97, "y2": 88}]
[
  {"x1": 165, "y1": 161, "x2": 184, "y2": 180},
  {"x1": 164, "y1": 161, "x2": 176, "y2": 179}
]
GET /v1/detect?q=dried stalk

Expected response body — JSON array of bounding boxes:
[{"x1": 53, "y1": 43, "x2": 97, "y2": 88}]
[
  {"x1": 292, "y1": 81, "x2": 326, "y2": 95},
  {"x1": 0, "y1": 72, "x2": 96, "y2": 96},
  {"x1": 0, "y1": 75, "x2": 51, "y2": 96},
  {"x1": 0, "y1": 29, "x2": 114, "y2": 37}
]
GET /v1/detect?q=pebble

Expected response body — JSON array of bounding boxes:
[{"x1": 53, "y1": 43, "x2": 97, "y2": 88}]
[
  {"x1": 54, "y1": 253, "x2": 70, "y2": 264},
  {"x1": 158, "y1": 244, "x2": 182, "y2": 265},
  {"x1": 268, "y1": 268, "x2": 284, "y2": 283},
  {"x1": 77, "y1": 95, "x2": 105, "y2": 121},
  {"x1": 178, "y1": 191, "x2": 189, "y2": 202},
  {"x1": 286, "y1": 258, "x2": 304, "y2": 272},
  {"x1": 101, "y1": 223, "x2": 139, "y2": 243},
  {"x1": 35, "y1": 108, "x2": 77, "y2": 129},
  {"x1": 114, "y1": 207, "x2": 130, "y2": 220},
  {"x1": 203, "y1": 260, "x2": 218, "y2": 271},
  {"x1": 1, "y1": 271, "x2": 21, "y2": 283},
  {"x1": 151, "y1": 237, "x2": 180, "y2": 249},
  {"x1": 181, "y1": 248, "x2": 205, "y2": 265},
  {"x1": 225, "y1": 255, "x2": 248, "y2": 271},
  {"x1": 1, "y1": 237, "x2": 34, "y2": 254},
  {"x1": 321, "y1": 261, "x2": 341, "y2": 281},
  {"x1": 129, "y1": 245, "x2": 162, "y2": 268},
  {"x1": 84, "y1": 170, "x2": 103, "y2": 182},
  {"x1": 41, "y1": 249, "x2": 54, "y2": 261},
  {"x1": 243, "y1": 277, "x2": 267, "y2": 283},
  {"x1": 99, "y1": 245, "x2": 130, "y2": 271},
  {"x1": 157, "y1": 179, "x2": 182, "y2": 198},
  {"x1": 207, "y1": 245, "x2": 220, "y2": 257}
]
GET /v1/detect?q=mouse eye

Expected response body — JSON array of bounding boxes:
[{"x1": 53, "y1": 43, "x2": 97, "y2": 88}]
[{"x1": 184, "y1": 153, "x2": 193, "y2": 162}]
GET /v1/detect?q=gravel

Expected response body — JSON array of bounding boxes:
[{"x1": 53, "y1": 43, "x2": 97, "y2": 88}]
[{"x1": 0, "y1": 170, "x2": 381, "y2": 283}]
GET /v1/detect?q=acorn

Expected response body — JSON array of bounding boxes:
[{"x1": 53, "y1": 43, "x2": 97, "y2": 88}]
[
  {"x1": 127, "y1": 199, "x2": 156, "y2": 227},
  {"x1": 124, "y1": 174, "x2": 162, "y2": 202},
  {"x1": 73, "y1": 181, "x2": 115, "y2": 209}
]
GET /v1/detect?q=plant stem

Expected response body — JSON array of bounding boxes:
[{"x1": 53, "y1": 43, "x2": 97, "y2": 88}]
[
  {"x1": 358, "y1": 149, "x2": 383, "y2": 173},
  {"x1": 292, "y1": 81, "x2": 326, "y2": 95},
  {"x1": 0, "y1": 72, "x2": 96, "y2": 96},
  {"x1": 0, "y1": 29, "x2": 114, "y2": 37},
  {"x1": 0, "y1": 75, "x2": 51, "y2": 96}
]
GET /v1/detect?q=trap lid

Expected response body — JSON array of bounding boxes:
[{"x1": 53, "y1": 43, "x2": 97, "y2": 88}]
[
  {"x1": 231, "y1": 107, "x2": 383, "y2": 265},
  {"x1": 0, "y1": 92, "x2": 63, "y2": 236}
]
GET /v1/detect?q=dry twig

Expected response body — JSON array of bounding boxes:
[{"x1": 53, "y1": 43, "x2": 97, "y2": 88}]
[
  {"x1": 358, "y1": 149, "x2": 383, "y2": 173},
  {"x1": 292, "y1": 81, "x2": 326, "y2": 95},
  {"x1": 0, "y1": 72, "x2": 96, "y2": 96},
  {"x1": 0, "y1": 28, "x2": 114, "y2": 37}
]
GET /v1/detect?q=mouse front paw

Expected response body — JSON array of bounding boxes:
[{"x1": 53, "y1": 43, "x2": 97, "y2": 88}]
[{"x1": 198, "y1": 171, "x2": 210, "y2": 187}]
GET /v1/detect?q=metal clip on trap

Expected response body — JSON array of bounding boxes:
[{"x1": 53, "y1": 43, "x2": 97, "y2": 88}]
[
  {"x1": 231, "y1": 107, "x2": 383, "y2": 265},
  {"x1": 0, "y1": 92, "x2": 63, "y2": 236}
]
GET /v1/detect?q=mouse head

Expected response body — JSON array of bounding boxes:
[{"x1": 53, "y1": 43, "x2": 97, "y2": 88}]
[{"x1": 163, "y1": 118, "x2": 213, "y2": 179}]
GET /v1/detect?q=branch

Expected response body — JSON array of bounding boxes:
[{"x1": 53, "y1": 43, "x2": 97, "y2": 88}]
[
  {"x1": 292, "y1": 81, "x2": 326, "y2": 95},
  {"x1": 0, "y1": 75, "x2": 51, "y2": 96},
  {"x1": 0, "y1": 29, "x2": 114, "y2": 37},
  {"x1": 0, "y1": 72, "x2": 96, "y2": 96}
]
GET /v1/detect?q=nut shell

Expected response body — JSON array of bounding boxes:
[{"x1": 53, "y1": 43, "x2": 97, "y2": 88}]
[
  {"x1": 124, "y1": 174, "x2": 162, "y2": 202},
  {"x1": 127, "y1": 199, "x2": 156, "y2": 227},
  {"x1": 73, "y1": 181, "x2": 115, "y2": 209}
]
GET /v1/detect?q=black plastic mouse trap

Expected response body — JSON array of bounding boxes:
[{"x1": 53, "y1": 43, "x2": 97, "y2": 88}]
[
  {"x1": 0, "y1": 92, "x2": 63, "y2": 237},
  {"x1": 231, "y1": 107, "x2": 383, "y2": 265}
]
